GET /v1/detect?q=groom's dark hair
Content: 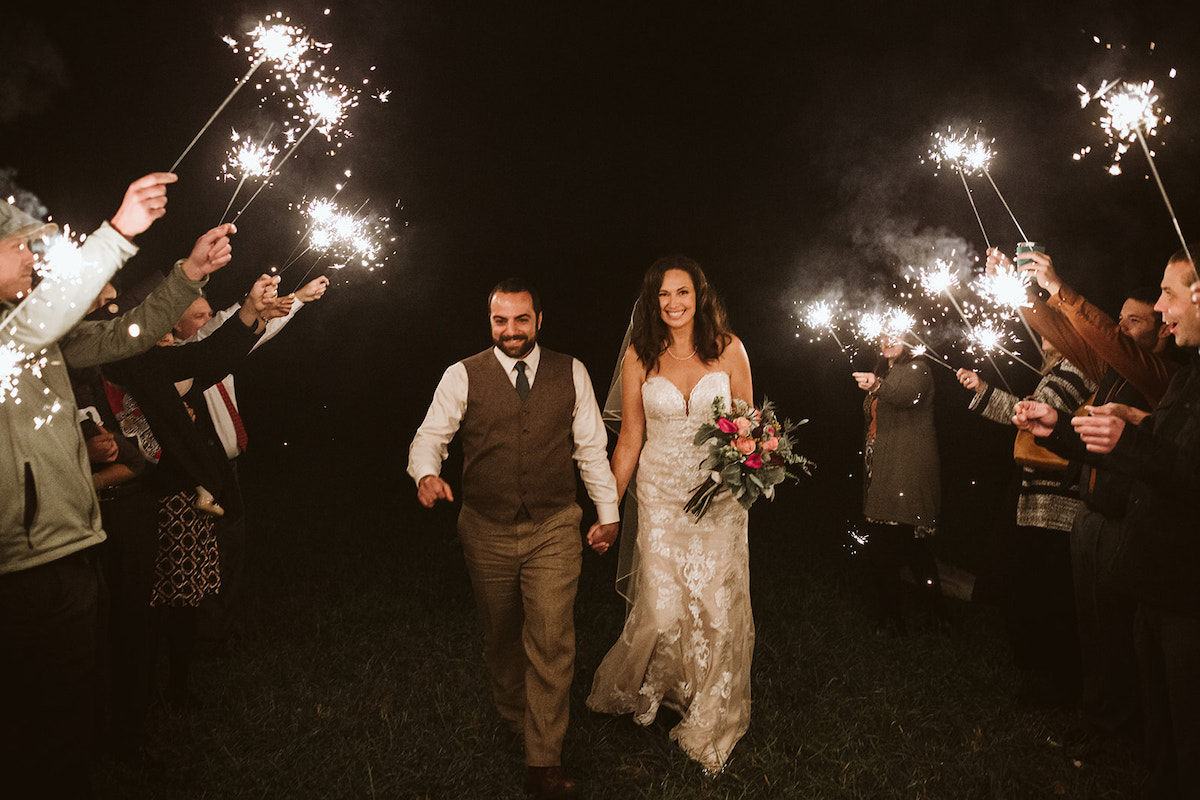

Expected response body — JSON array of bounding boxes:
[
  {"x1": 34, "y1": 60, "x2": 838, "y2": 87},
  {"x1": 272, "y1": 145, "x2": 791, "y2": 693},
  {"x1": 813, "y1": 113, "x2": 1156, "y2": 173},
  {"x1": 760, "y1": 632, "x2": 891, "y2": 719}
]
[{"x1": 488, "y1": 278, "x2": 542, "y2": 316}]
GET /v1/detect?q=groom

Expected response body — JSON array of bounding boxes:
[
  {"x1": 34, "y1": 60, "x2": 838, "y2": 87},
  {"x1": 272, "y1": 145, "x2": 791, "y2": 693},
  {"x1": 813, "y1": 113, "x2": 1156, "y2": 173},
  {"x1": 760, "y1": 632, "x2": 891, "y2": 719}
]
[{"x1": 408, "y1": 278, "x2": 618, "y2": 800}]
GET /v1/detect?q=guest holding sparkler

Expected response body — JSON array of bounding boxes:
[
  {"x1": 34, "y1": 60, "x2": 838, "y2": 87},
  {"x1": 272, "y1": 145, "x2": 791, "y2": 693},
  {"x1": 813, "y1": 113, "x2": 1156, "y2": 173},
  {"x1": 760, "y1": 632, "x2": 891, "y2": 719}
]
[
  {"x1": 956, "y1": 337, "x2": 1094, "y2": 705},
  {"x1": 852, "y1": 337, "x2": 944, "y2": 635},
  {"x1": 993, "y1": 245, "x2": 1178, "y2": 746},
  {"x1": 1, "y1": 174, "x2": 234, "y2": 797},
  {"x1": 103, "y1": 274, "x2": 290, "y2": 713},
  {"x1": 173, "y1": 274, "x2": 330, "y2": 655},
  {"x1": 1014, "y1": 249, "x2": 1200, "y2": 800}
]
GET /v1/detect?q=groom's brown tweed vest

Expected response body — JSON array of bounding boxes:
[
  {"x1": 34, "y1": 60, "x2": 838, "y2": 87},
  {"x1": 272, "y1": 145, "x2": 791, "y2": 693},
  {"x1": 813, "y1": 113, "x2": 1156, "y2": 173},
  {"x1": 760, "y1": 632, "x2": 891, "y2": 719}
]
[{"x1": 460, "y1": 348, "x2": 577, "y2": 523}]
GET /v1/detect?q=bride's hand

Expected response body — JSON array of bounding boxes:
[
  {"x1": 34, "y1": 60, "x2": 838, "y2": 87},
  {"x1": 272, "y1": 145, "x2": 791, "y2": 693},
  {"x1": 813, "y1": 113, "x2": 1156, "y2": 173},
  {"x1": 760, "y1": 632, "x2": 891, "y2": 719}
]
[{"x1": 587, "y1": 521, "x2": 619, "y2": 554}]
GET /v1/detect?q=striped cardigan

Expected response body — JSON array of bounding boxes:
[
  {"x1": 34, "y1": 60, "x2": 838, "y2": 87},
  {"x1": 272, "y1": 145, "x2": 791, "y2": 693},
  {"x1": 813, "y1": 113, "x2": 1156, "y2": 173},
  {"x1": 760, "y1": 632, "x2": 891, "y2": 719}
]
[{"x1": 968, "y1": 358, "x2": 1096, "y2": 532}]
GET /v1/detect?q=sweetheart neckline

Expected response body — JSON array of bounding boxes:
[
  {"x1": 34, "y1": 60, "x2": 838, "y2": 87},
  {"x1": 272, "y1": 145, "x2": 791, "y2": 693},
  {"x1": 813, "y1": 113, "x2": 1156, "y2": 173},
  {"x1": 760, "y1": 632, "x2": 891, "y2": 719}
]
[{"x1": 645, "y1": 371, "x2": 729, "y2": 414}]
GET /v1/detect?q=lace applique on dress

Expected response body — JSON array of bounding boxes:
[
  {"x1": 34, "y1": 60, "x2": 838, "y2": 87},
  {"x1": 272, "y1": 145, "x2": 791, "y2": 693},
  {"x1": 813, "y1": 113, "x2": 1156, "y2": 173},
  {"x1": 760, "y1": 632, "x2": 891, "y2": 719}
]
[{"x1": 587, "y1": 371, "x2": 754, "y2": 772}]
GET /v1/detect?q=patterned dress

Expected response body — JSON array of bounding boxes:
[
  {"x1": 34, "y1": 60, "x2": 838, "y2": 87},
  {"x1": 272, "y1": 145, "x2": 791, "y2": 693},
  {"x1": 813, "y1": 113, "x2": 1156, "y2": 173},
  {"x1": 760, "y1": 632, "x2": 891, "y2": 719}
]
[
  {"x1": 588, "y1": 371, "x2": 753, "y2": 772},
  {"x1": 151, "y1": 489, "x2": 220, "y2": 607}
]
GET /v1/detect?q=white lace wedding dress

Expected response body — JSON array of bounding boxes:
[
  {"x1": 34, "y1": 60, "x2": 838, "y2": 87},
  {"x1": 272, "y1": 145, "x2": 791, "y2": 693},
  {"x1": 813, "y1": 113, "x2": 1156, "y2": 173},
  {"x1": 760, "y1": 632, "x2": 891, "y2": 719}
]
[{"x1": 587, "y1": 371, "x2": 753, "y2": 773}]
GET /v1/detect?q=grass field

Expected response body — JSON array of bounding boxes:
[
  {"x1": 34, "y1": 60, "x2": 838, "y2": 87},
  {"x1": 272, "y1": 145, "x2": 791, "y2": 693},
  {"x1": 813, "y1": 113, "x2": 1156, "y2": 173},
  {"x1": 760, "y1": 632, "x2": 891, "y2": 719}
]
[{"x1": 93, "y1": 467, "x2": 1146, "y2": 799}]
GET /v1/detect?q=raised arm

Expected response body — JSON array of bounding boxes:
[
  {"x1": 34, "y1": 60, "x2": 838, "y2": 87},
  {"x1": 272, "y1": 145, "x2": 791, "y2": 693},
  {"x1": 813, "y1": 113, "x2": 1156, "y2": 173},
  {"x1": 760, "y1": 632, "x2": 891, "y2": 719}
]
[
  {"x1": 990, "y1": 247, "x2": 1108, "y2": 385},
  {"x1": 60, "y1": 225, "x2": 236, "y2": 367},
  {"x1": 1052, "y1": 282, "x2": 1173, "y2": 407}
]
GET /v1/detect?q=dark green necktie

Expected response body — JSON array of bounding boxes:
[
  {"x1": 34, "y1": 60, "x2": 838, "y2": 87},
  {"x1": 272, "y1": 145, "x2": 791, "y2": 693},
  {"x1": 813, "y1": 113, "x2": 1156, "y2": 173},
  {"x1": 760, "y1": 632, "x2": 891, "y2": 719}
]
[{"x1": 515, "y1": 360, "x2": 530, "y2": 401}]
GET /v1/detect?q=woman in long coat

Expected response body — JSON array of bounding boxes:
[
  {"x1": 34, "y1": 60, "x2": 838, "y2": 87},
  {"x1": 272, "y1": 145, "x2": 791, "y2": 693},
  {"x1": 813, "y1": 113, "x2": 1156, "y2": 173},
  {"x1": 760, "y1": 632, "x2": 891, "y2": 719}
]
[{"x1": 853, "y1": 337, "x2": 943, "y2": 634}]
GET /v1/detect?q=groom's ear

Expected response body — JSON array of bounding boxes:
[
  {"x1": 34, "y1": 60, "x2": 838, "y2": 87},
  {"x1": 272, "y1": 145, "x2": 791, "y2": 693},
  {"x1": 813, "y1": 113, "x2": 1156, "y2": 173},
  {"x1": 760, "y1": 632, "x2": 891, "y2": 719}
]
[{"x1": 537, "y1": 312, "x2": 543, "y2": 329}]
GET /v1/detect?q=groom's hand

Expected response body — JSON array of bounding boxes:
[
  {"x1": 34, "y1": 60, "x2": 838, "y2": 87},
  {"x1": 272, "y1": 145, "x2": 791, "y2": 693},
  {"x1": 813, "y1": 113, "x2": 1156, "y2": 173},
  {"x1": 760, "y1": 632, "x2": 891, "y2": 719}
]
[
  {"x1": 587, "y1": 521, "x2": 618, "y2": 554},
  {"x1": 417, "y1": 475, "x2": 454, "y2": 507}
]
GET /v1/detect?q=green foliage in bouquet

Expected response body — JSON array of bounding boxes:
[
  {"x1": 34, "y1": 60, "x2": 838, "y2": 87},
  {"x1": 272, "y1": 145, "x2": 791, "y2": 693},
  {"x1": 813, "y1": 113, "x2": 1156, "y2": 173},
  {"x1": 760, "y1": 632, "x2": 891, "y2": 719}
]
[{"x1": 684, "y1": 396, "x2": 814, "y2": 521}]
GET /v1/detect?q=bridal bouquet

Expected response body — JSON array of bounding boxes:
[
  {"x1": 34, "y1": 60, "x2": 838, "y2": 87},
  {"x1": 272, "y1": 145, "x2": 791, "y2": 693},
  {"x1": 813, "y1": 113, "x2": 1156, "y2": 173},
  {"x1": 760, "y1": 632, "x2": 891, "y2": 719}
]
[{"x1": 684, "y1": 396, "x2": 813, "y2": 521}]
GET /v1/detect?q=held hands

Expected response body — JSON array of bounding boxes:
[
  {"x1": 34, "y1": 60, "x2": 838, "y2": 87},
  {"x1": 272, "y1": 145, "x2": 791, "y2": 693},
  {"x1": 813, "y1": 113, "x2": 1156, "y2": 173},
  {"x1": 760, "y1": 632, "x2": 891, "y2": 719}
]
[
  {"x1": 294, "y1": 275, "x2": 330, "y2": 303},
  {"x1": 852, "y1": 372, "x2": 878, "y2": 392},
  {"x1": 109, "y1": 173, "x2": 178, "y2": 239},
  {"x1": 238, "y1": 274, "x2": 290, "y2": 329},
  {"x1": 1071, "y1": 403, "x2": 1130, "y2": 454},
  {"x1": 85, "y1": 426, "x2": 119, "y2": 465},
  {"x1": 587, "y1": 521, "x2": 619, "y2": 555},
  {"x1": 181, "y1": 224, "x2": 237, "y2": 280},
  {"x1": 417, "y1": 475, "x2": 455, "y2": 508},
  {"x1": 1012, "y1": 400, "x2": 1058, "y2": 437},
  {"x1": 956, "y1": 368, "x2": 986, "y2": 392}
]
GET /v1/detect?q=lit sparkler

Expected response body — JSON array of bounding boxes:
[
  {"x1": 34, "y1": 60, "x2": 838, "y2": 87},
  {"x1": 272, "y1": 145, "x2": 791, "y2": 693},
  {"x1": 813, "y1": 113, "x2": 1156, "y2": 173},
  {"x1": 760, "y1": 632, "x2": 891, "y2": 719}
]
[
  {"x1": 171, "y1": 16, "x2": 324, "y2": 172},
  {"x1": 969, "y1": 323, "x2": 1040, "y2": 375},
  {"x1": 231, "y1": 83, "x2": 356, "y2": 223},
  {"x1": 801, "y1": 300, "x2": 849, "y2": 351},
  {"x1": 912, "y1": 258, "x2": 1016, "y2": 392},
  {"x1": 927, "y1": 126, "x2": 1029, "y2": 244},
  {"x1": 927, "y1": 127, "x2": 994, "y2": 247},
  {"x1": 281, "y1": 194, "x2": 393, "y2": 291},
  {"x1": 974, "y1": 265, "x2": 1044, "y2": 359},
  {"x1": 219, "y1": 128, "x2": 280, "y2": 222},
  {"x1": 1078, "y1": 79, "x2": 1191, "y2": 264}
]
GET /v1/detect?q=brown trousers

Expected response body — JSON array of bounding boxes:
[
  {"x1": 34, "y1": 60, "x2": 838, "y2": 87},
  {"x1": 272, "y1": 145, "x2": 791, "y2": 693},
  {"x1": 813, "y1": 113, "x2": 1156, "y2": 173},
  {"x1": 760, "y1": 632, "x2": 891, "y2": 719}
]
[{"x1": 458, "y1": 503, "x2": 582, "y2": 767}]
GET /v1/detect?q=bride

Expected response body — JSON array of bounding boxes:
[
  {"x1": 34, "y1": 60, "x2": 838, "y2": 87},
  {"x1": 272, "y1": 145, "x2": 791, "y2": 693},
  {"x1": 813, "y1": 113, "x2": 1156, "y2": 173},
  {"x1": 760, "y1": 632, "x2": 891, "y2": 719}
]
[{"x1": 586, "y1": 254, "x2": 754, "y2": 773}]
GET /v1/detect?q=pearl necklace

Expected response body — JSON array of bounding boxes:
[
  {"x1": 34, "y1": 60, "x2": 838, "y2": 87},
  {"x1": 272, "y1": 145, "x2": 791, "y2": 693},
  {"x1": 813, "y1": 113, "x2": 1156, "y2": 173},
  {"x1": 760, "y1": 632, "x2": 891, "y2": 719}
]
[{"x1": 665, "y1": 345, "x2": 696, "y2": 361}]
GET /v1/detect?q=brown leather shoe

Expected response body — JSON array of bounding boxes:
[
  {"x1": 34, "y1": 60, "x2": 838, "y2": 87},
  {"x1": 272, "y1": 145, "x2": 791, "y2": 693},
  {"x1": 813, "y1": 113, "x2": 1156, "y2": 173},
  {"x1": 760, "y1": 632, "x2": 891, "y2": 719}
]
[{"x1": 524, "y1": 766, "x2": 579, "y2": 799}]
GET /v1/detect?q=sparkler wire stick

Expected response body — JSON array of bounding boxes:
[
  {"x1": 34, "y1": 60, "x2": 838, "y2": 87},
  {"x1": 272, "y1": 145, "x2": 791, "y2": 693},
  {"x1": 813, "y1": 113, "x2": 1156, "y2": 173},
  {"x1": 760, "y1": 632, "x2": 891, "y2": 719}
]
[
  {"x1": 991, "y1": 342, "x2": 1042, "y2": 376},
  {"x1": 230, "y1": 122, "x2": 318, "y2": 223},
  {"x1": 171, "y1": 59, "x2": 265, "y2": 173},
  {"x1": 280, "y1": 182, "x2": 352, "y2": 270},
  {"x1": 219, "y1": 125, "x2": 278, "y2": 224},
  {"x1": 957, "y1": 168, "x2": 991, "y2": 249},
  {"x1": 220, "y1": 175, "x2": 251, "y2": 225},
  {"x1": 920, "y1": 350, "x2": 958, "y2": 374},
  {"x1": 1015, "y1": 307, "x2": 1044, "y2": 361},
  {"x1": 1134, "y1": 129, "x2": 1193, "y2": 267},
  {"x1": 901, "y1": 330, "x2": 942, "y2": 360},
  {"x1": 941, "y1": 289, "x2": 1014, "y2": 393},
  {"x1": 981, "y1": 168, "x2": 1028, "y2": 242},
  {"x1": 900, "y1": 331, "x2": 956, "y2": 373}
]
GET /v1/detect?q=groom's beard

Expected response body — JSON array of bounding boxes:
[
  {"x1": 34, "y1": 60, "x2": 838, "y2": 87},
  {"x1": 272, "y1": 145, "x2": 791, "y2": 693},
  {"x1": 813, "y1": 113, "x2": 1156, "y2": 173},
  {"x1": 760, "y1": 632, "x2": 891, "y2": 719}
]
[{"x1": 495, "y1": 331, "x2": 537, "y2": 359}]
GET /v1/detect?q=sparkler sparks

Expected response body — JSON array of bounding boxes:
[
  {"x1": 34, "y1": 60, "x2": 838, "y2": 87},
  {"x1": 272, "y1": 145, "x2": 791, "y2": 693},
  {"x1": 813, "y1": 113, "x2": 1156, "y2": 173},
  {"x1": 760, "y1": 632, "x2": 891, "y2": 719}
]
[
  {"x1": 973, "y1": 267, "x2": 1031, "y2": 312},
  {"x1": 915, "y1": 259, "x2": 961, "y2": 298},
  {"x1": 222, "y1": 131, "x2": 279, "y2": 180},
  {"x1": 172, "y1": 15, "x2": 327, "y2": 172},
  {"x1": 1077, "y1": 77, "x2": 1191, "y2": 263},
  {"x1": 0, "y1": 341, "x2": 28, "y2": 403},
  {"x1": 1076, "y1": 79, "x2": 1163, "y2": 174},
  {"x1": 856, "y1": 307, "x2": 912, "y2": 342},
  {"x1": 926, "y1": 127, "x2": 995, "y2": 176},
  {"x1": 281, "y1": 195, "x2": 395, "y2": 291},
  {"x1": 927, "y1": 125, "x2": 1029, "y2": 243},
  {"x1": 969, "y1": 322, "x2": 1040, "y2": 375},
  {"x1": 300, "y1": 84, "x2": 354, "y2": 140},
  {"x1": 798, "y1": 299, "x2": 852, "y2": 359}
]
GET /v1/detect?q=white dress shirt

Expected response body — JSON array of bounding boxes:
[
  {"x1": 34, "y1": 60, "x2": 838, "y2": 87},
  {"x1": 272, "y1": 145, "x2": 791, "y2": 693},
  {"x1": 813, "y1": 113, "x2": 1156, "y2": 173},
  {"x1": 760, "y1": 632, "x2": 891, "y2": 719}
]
[{"x1": 408, "y1": 344, "x2": 620, "y2": 524}]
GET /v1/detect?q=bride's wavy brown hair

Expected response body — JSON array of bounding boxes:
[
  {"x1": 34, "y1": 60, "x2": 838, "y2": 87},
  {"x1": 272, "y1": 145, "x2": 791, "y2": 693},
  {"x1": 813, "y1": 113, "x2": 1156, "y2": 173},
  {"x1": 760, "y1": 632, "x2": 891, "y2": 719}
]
[{"x1": 630, "y1": 254, "x2": 733, "y2": 371}]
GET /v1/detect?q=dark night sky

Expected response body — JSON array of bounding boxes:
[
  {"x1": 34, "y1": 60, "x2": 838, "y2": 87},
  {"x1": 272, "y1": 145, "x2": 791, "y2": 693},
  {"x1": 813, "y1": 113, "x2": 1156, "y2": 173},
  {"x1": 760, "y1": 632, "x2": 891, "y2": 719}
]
[{"x1": 3, "y1": 0, "x2": 1198, "y2": 524}]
